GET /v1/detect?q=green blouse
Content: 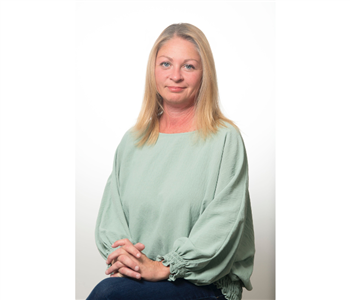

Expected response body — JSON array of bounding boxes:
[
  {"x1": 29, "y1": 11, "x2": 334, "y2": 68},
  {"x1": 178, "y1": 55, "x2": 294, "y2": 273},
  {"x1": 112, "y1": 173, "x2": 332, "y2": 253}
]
[{"x1": 95, "y1": 121, "x2": 255, "y2": 300}]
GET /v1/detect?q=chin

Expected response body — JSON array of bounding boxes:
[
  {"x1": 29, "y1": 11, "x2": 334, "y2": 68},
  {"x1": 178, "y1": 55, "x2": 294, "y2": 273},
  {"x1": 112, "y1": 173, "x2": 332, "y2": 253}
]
[{"x1": 165, "y1": 98, "x2": 187, "y2": 105}]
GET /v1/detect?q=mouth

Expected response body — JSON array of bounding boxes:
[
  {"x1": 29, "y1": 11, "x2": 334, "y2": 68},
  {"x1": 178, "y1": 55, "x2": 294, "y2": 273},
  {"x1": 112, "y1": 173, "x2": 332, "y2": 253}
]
[{"x1": 167, "y1": 86, "x2": 186, "y2": 92}]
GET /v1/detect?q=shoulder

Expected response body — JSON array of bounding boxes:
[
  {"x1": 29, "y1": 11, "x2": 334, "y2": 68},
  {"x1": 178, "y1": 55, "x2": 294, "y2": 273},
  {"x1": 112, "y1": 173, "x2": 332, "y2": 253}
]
[
  {"x1": 120, "y1": 127, "x2": 133, "y2": 144},
  {"x1": 219, "y1": 121, "x2": 240, "y2": 135},
  {"x1": 114, "y1": 127, "x2": 134, "y2": 154},
  {"x1": 216, "y1": 121, "x2": 243, "y2": 144},
  {"x1": 215, "y1": 121, "x2": 248, "y2": 161}
]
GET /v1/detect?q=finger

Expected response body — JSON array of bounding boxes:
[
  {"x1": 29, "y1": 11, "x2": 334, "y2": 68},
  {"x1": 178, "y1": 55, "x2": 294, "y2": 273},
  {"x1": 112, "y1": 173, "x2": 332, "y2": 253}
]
[
  {"x1": 107, "y1": 246, "x2": 136, "y2": 265},
  {"x1": 105, "y1": 260, "x2": 125, "y2": 275},
  {"x1": 121, "y1": 244, "x2": 143, "y2": 259},
  {"x1": 111, "y1": 238, "x2": 132, "y2": 248},
  {"x1": 107, "y1": 242, "x2": 145, "y2": 265},
  {"x1": 107, "y1": 244, "x2": 141, "y2": 265},
  {"x1": 106, "y1": 247, "x2": 124, "y2": 265},
  {"x1": 134, "y1": 243, "x2": 145, "y2": 251},
  {"x1": 117, "y1": 254, "x2": 140, "y2": 273},
  {"x1": 106, "y1": 251, "x2": 140, "y2": 275},
  {"x1": 110, "y1": 272, "x2": 124, "y2": 278},
  {"x1": 118, "y1": 266, "x2": 141, "y2": 280}
]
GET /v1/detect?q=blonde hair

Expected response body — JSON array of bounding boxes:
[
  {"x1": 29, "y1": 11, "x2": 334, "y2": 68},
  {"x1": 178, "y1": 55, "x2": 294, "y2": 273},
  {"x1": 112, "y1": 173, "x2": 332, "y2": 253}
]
[{"x1": 131, "y1": 23, "x2": 238, "y2": 147}]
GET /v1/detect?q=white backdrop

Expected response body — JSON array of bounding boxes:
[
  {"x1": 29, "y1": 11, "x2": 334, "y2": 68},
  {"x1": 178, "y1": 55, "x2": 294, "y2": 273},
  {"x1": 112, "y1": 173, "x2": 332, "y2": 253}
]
[{"x1": 76, "y1": 2, "x2": 275, "y2": 300}]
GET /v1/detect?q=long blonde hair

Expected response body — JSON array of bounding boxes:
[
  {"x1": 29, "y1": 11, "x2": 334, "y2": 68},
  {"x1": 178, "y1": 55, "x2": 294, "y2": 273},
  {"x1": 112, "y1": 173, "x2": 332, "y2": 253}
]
[{"x1": 131, "y1": 23, "x2": 238, "y2": 147}]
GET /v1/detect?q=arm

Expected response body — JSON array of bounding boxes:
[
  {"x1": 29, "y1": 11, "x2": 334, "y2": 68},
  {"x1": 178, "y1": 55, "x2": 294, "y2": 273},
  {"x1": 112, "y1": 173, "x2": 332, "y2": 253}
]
[
  {"x1": 95, "y1": 145, "x2": 135, "y2": 268},
  {"x1": 97, "y1": 138, "x2": 170, "y2": 281},
  {"x1": 96, "y1": 142, "x2": 159, "y2": 280},
  {"x1": 156, "y1": 129, "x2": 255, "y2": 289}
]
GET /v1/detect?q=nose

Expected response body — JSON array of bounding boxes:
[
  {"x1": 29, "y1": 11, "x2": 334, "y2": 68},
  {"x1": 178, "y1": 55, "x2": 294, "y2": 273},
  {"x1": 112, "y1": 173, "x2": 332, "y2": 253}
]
[{"x1": 169, "y1": 65, "x2": 183, "y2": 82}]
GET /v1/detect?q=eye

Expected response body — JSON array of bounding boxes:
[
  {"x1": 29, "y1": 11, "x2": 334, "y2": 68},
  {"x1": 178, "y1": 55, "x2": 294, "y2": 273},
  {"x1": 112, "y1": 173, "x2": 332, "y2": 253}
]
[
  {"x1": 184, "y1": 64, "x2": 195, "y2": 70},
  {"x1": 160, "y1": 62, "x2": 170, "y2": 68}
]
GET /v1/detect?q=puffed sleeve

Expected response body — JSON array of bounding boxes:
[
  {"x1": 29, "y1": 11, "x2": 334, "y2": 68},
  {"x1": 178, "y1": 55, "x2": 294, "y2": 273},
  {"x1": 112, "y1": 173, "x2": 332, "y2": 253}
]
[
  {"x1": 95, "y1": 143, "x2": 134, "y2": 268},
  {"x1": 156, "y1": 128, "x2": 255, "y2": 290}
]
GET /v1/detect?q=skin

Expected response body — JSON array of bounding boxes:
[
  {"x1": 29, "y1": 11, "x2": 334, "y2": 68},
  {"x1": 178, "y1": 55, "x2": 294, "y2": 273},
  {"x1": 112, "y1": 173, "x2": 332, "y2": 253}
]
[
  {"x1": 155, "y1": 36, "x2": 203, "y2": 133},
  {"x1": 106, "y1": 37, "x2": 203, "y2": 280},
  {"x1": 105, "y1": 239, "x2": 170, "y2": 281}
]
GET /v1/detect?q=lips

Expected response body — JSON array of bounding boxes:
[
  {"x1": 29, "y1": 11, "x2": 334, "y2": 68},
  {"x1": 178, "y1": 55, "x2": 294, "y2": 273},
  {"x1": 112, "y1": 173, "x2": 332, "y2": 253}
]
[{"x1": 167, "y1": 86, "x2": 186, "y2": 92}]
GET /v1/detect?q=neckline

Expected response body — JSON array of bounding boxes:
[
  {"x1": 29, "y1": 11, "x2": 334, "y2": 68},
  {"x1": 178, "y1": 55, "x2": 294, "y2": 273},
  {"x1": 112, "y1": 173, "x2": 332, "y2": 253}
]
[{"x1": 158, "y1": 130, "x2": 197, "y2": 135}]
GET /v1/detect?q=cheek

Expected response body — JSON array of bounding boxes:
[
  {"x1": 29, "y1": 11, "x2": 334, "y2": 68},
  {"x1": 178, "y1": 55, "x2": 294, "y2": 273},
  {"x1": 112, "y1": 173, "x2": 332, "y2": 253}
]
[
  {"x1": 155, "y1": 69, "x2": 167, "y2": 85},
  {"x1": 155, "y1": 70, "x2": 161, "y2": 85},
  {"x1": 155, "y1": 70, "x2": 167, "y2": 94},
  {"x1": 187, "y1": 74, "x2": 202, "y2": 89}
]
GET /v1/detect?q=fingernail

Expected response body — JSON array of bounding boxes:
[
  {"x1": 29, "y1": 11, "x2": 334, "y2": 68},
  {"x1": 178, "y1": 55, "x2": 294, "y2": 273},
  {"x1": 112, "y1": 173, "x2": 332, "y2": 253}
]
[
  {"x1": 137, "y1": 253, "x2": 141, "y2": 258},
  {"x1": 135, "y1": 266, "x2": 139, "y2": 271}
]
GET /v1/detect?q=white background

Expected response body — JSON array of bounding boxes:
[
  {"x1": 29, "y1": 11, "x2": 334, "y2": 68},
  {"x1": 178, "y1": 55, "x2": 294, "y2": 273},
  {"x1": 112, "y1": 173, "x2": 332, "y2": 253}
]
[
  {"x1": 76, "y1": 2, "x2": 274, "y2": 300},
  {"x1": 0, "y1": 1, "x2": 349, "y2": 300}
]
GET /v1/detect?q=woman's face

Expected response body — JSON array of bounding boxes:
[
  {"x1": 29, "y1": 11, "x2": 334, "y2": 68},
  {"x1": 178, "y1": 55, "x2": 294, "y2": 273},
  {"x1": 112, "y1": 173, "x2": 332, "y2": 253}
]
[{"x1": 155, "y1": 37, "x2": 202, "y2": 106}]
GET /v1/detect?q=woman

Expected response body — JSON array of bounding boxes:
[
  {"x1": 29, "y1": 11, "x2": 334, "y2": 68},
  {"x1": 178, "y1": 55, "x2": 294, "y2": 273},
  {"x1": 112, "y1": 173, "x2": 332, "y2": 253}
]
[{"x1": 86, "y1": 23, "x2": 255, "y2": 300}]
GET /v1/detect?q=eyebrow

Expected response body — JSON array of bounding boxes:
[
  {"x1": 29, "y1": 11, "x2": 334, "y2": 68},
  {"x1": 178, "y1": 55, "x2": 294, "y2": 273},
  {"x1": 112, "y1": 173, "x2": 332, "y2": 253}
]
[{"x1": 157, "y1": 55, "x2": 200, "y2": 63}]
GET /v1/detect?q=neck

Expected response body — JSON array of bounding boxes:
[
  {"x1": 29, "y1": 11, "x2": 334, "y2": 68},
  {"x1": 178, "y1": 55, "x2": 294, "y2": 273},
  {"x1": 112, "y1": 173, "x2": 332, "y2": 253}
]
[{"x1": 159, "y1": 102, "x2": 196, "y2": 134}]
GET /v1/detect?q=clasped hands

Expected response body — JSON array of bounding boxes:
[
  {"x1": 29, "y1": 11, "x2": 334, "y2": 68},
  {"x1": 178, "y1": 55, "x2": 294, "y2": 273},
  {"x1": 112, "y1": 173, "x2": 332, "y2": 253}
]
[{"x1": 105, "y1": 238, "x2": 170, "y2": 281}]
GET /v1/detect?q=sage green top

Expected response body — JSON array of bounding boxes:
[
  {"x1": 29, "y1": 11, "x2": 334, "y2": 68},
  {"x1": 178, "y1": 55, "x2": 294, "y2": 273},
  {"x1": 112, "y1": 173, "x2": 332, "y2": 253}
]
[{"x1": 95, "y1": 122, "x2": 255, "y2": 300}]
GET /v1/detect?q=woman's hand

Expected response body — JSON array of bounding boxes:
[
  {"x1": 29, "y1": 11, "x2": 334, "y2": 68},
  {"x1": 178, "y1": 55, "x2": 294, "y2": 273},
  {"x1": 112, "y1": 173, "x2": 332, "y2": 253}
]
[
  {"x1": 109, "y1": 252, "x2": 171, "y2": 281},
  {"x1": 106, "y1": 239, "x2": 145, "y2": 279},
  {"x1": 131, "y1": 252, "x2": 171, "y2": 282},
  {"x1": 105, "y1": 238, "x2": 170, "y2": 281}
]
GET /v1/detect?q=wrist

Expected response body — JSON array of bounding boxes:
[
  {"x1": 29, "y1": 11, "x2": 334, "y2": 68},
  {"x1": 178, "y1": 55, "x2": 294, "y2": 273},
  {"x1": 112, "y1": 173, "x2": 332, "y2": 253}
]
[{"x1": 158, "y1": 260, "x2": 171, "y2": 279}]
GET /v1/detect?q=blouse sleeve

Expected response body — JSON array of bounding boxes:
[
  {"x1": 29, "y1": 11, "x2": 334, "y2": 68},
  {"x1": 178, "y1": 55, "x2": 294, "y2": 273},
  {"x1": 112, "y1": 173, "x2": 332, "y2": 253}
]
[
  {"x1": 156, "y1": 128, "x2": 255, "y2": 290},
  {"x1": 95, "y1": 144, "x2": 133, "y2": 268}
]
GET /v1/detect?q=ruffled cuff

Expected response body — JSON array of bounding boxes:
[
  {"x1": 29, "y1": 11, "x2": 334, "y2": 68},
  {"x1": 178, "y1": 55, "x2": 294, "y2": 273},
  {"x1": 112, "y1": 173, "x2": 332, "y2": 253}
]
[
  {"x1": 156, "y1": 252, "x2": 189, "y2": 281},
  {"x1": 213, "y1": 275, "x2": 243, "y2": 300}
]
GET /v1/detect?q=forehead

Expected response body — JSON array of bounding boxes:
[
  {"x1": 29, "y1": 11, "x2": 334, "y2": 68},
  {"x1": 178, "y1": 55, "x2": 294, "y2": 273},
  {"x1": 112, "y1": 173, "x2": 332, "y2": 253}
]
[{"x1": 157, "y1": 37, "x2": 200, "y2": 60}]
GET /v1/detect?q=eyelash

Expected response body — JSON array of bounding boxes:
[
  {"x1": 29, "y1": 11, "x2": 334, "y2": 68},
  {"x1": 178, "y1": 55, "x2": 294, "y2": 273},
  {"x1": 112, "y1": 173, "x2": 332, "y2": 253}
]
[
  {"x1": 160, "y1": 62, "x2": 195, "y2": 70},
  {"x1": 160, "y1": 62, "x2": 170, "y2": 68},
  {"x1": 184, "y1": 64, "x2": 195, "y2": 70}
]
